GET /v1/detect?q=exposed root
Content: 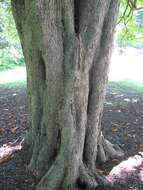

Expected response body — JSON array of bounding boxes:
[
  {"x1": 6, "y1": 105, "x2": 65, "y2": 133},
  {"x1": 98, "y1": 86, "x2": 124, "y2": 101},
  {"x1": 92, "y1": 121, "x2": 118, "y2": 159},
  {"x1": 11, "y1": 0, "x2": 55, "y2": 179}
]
[
  {"x1": 78, "y1": 163, "x2": 111, "y2": 190},
  {"x1": 97, "y1": 133, "x2": 124, "y2": 163},
  {"x1": 0, "y1": 137, "x2": 24, "y2": 165},
  {"x1": 35, "y1": 155, "x2": 65, "y2": 190},
  {"x1": 79, "y1": 164, "x2": 98, "y2": 189}
]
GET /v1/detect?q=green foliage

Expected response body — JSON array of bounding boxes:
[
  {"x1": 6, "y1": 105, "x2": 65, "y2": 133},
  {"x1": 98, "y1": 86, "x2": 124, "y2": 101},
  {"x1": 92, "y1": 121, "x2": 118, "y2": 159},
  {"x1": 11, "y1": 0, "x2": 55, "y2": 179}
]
[
  {"x1": 117, "y1": 0, "x2": 143, "y2": 47},
  {"x1": 0, "y1": 47, "x2": 24, "y2": 71},
  {"x1": 0, "y1": 0, "x2": 19, "y2": 44},
  {"x1": 0, "y1": 0, "x2": 24, "y2": 71}
]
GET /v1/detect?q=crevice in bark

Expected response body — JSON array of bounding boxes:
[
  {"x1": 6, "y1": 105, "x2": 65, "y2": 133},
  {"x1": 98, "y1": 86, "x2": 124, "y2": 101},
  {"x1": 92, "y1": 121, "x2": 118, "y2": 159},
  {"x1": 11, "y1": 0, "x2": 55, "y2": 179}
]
[
  {"x1": 38, "y1": 51, "x2": 46, "y2": 84},
  {"x1": 51, "y1": 129, "x2": 62, "y2": 164},
  {"x1": 74, "y1": 0, "x2": 80, "y2": 34}
]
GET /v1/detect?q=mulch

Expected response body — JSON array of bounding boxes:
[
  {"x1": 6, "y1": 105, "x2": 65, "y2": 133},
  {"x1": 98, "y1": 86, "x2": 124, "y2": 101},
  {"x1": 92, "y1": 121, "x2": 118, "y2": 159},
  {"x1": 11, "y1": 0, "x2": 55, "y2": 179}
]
[
  {"x1": 0, "y1": 84, "x2": 143, "y2": 190},
  {"x1": 0, "y1": 87, "x2": 34, "y2": 190}
]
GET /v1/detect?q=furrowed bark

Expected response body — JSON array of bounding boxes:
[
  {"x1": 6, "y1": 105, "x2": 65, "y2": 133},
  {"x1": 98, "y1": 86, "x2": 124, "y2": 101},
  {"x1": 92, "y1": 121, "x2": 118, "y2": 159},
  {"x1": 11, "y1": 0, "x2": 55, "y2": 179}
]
[
  {"x1": 84, "y1": 0, "x2": 122, "y2": 168},
  {"x1": 11, "y1": 0, "x2": 122, "y2": 189}
]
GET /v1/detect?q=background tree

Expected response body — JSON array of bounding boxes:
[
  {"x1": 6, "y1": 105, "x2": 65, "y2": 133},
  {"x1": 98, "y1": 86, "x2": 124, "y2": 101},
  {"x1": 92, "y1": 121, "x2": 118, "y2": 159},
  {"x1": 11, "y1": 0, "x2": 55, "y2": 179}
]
[
  {"x1": 11, "y1": 0, "x2": 124, "y2": 189},
  {"x1": 0, "y1": 0, "x2": 24, "y2": 70}
]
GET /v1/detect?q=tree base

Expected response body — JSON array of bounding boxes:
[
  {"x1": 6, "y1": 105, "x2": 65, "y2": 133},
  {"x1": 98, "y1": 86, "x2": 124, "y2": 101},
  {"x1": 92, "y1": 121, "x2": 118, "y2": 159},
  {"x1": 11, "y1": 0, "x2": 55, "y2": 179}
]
[
  {"x1": 35, "y1": 164, "x2": 112, "y2": 190},
  {"x1": 31, "y1": 133, "x2": 124, "y2": 190}
]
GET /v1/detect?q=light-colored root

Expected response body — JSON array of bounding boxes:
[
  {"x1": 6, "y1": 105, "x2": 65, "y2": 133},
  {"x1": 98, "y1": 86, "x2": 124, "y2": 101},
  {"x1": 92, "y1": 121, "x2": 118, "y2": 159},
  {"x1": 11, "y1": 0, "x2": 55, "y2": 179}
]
[{"x1": 97, "y1": 133, "x2": 124, "y2": 163}]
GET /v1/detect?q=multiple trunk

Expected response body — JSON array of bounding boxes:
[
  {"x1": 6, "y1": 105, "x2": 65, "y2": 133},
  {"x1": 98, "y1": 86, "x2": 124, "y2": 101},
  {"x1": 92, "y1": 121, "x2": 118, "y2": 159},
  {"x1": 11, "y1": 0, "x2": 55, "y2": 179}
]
[{"x1": 11, "y1": 0, "x2": 123, "y2": 189}]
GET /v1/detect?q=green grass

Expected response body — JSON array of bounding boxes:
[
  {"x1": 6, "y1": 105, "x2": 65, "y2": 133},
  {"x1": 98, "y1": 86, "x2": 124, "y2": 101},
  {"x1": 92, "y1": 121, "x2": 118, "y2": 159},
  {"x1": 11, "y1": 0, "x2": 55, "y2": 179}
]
[
  {"x1": 0, "y1": 63, "x2": 23, "y2": 72},
  {"x1": 0, "y1": 66, "x2": 26, "y2": 85},
  {"x1": 0, "y1": 80, "x2": 26, "y2": 89},
  {"x1": 0, "y1": 65, "x2": 143, "y2": 95},
  {"x1": 0, "y1": 65, "x2": 26, "y2": 90},
  {"x1": 0, "y1": 49, "x2": 25, "y2": 72},
  {"x1": 109, "y1": 80, "x2": 143, "y2": 94},
  {"x1": 1, "y1": 79, "x2": 143, "y2": 95}
]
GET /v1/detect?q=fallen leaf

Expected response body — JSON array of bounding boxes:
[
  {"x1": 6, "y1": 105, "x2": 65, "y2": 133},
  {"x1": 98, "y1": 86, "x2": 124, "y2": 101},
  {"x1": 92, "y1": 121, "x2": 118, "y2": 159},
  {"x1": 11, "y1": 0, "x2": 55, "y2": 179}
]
[
  {"x1": 139, "y1": 144, "x2": 143, "y2": 151},
  {"x1": 111, "y1": 159, "x2": 120, "y2": 165},
  {"x1": 0, "y1": 128, "x2": 5, "y2": 134},
  {"x1": 111, "y1": 122, "x2": 120, "y2": 127},
  {"x1": 11, "y1": 127, "x2": 18, "y2": 133},
  {"x1": 124, "y1": 98, "x2": 130, "y2": 102},
  {"x1": 112, "y1": 128, "x2": 118, "y2": 132},
  {"x1": 32, "y1": 169, "x2": 39, "y2": 176}
]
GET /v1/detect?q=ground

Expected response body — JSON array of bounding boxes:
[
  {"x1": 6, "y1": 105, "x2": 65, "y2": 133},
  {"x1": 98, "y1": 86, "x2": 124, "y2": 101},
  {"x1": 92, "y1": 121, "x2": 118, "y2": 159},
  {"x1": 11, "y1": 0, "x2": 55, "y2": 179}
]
[
  {"x1": 0, "y1": 84, "x2": 34, "y2": 190},
  {"x1": 0, "y1": 82, "x2": 143, "y2": 190}
]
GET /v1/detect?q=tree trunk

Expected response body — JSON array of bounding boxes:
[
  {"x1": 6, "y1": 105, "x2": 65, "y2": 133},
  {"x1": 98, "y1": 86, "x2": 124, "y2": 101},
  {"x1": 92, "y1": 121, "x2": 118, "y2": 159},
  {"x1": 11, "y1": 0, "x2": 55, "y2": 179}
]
[{"x1": 11, "y1": 0, "x2": 123, "y2": 189}]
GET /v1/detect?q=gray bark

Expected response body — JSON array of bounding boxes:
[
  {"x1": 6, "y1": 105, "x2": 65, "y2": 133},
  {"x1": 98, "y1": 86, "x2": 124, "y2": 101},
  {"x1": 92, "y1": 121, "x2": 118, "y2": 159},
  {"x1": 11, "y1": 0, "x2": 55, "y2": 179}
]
[{"x1": 11, "y1": 0, "x2": 122, "y2": 189}]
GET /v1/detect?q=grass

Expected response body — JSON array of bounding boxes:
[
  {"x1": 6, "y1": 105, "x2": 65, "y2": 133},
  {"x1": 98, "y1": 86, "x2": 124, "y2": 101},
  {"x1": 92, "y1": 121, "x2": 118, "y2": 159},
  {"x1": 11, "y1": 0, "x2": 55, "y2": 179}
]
[
  {"x1": 0, "y1": 66, "x2": 26, "y2": 84},
  {"x1": 0, "y1": 80, "x2": 26, "y2": 89},
  {"x1": 0, "y1": 65, "x2": 26, "y2": 90},
  {"x1": 0, "y1": 64, "x2": 143, "y2": 96},
  {"x1": 109, "y1": 80, "x2": 143, "y2": 94}
]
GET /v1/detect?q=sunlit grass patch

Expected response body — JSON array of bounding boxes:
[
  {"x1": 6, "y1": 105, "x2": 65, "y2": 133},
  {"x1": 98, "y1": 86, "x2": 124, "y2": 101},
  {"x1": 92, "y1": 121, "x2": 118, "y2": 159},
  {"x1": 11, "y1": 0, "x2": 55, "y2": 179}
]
[
  {"x1": 0, "y1": 81, "x2": 26, "y2": 89},
  {"x1": 0, "y1": 67, "x2": 26, "y2": 84},
  {"x1": 109, "y1": 80, "x2": 143, "y2": 94}
]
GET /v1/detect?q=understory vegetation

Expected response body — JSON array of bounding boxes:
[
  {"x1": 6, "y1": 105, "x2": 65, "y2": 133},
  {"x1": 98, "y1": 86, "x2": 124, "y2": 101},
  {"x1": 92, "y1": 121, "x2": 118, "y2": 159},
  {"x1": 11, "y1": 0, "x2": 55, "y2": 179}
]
[{"x1": 0, "y1": 0, "x2": 24, "y2": 71}]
